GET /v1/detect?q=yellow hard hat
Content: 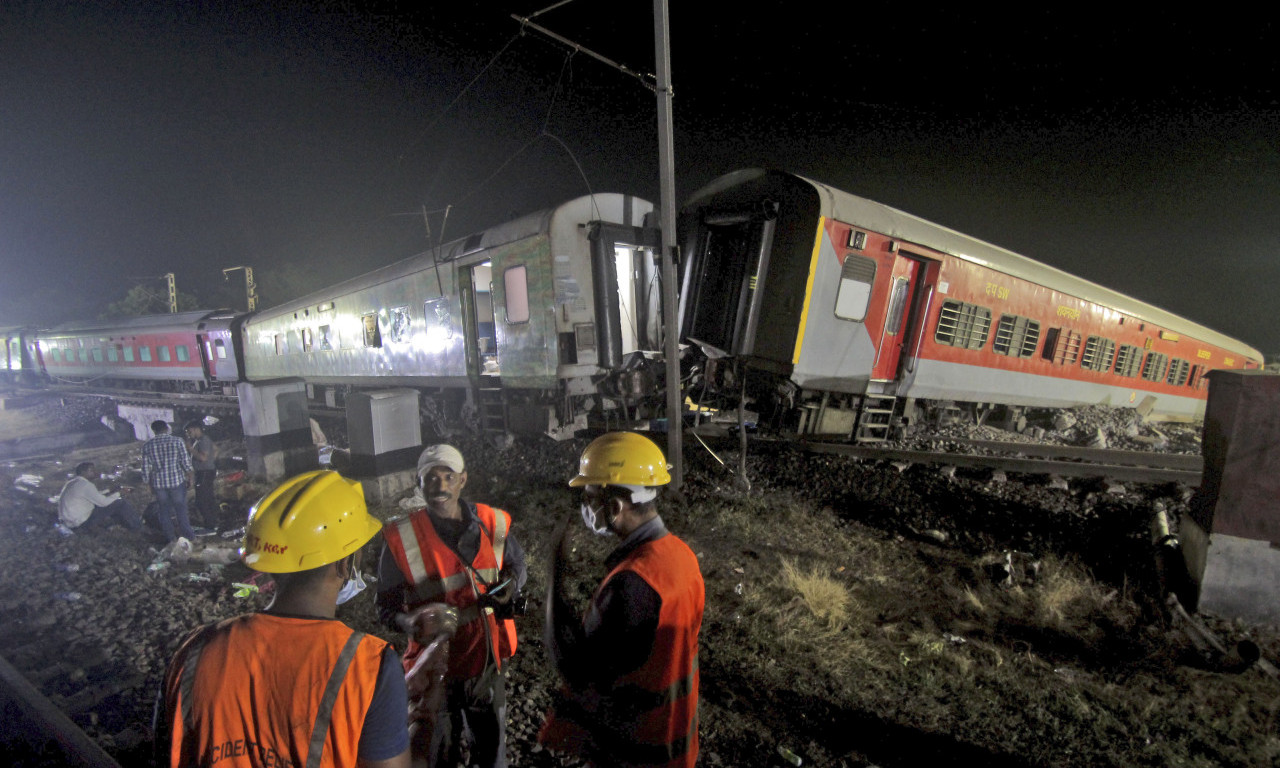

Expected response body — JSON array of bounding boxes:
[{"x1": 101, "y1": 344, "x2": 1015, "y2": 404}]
[
  {"x1": 569, "y1": 432, "x2": 671, "y2": 488},
  {"x1": 241, "y1": 470, "x2": 382, "y2": 573}
]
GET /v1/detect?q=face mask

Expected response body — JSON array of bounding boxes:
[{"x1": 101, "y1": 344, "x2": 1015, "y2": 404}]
[
  {"x1": 336, "y1": 569, "x2": 368, "y2": 605},
  {"x1": 580, "y1": 502, "x2": 612, "y2": 536}
]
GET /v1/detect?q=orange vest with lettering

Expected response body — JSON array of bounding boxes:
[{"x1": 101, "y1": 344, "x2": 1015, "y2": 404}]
[
  {"x1": 383, "y1": 502, "x2": 518, "y2": 679},
  {"x1": 540, "y1": 532, "x2": 704, "y2": 768},
  {"x1": 162, "y1": 613, "x2": 389, "y2": 768}
]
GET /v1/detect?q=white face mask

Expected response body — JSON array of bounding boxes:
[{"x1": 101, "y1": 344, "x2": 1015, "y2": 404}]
[
  {"x1": 336, "y1": 569, "x2": 368, "y2": 605},
  {"x1": 580, "y1": 502, "x2": 612, "y2": 536}
]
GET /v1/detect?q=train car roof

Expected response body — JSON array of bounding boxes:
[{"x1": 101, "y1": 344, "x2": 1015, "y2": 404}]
[
  {"x1": 690, "y1": 169, "x2": 1262, "y2": 363},
  {"x1": 40, "y1": 309, "x2": 235, "y2": 336},
  {"x1": 247, "y1": 192, "x2": 649, "y2": 320}
]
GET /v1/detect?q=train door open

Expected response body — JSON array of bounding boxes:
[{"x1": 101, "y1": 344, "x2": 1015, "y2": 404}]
[
  {"x1": 459, "y1": 262, "x2": 497, "y2": 378},
  {"x1": 869, "y1": 253, "x2": 927, "y2": 382}
]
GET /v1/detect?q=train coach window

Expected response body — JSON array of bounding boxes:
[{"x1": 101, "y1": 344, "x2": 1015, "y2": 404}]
[
  {"x1": 91, "y1": 348, "x2": 104, "y2": 363},
  {"x1": 992, "y1": 314, "x2": 1041, "y2": 358},
  {"x1": 1167, "y1": 358, "x2": 1191, "y2": 386},
  {"x1": 390, "y1": 307, "x2": 412, "y2": 343},
  {"x1": 1141, "y1": 352, "x2": 1168, "y2": 382},
  {"x1": 158, "y1": 346, "x2": 171, "y2": 362},
  {"x1": 302, "y1": 328, "x2": 314, "y2": 352},
  {"x1": 79, "y1": 349, "x2": 88, "y2": 363},
  {"x1": 1042, "y1": 328, "x2": 1082, "y2": 365},
  {"x1": 50, "y1": 349, "x2": 61, "y2": 363},
  {"x1": 1114, "y1": 344, "x2": 1142, "y2": 377},
  {"x1": 1081, "y1": 336, "x2": 1115, "y2": 371},
  {"x1": 107, "y1": 347, "x2": 118, "y2": 362},
  {"x1": 215, "y1": 339, "x2": 227, "y2": 359},
  {"x1": 140, "y1": 346, "x2": 152, "y2": 362},
  {"x1": 934, "y1": 300, "x2": 991, "y2": 349},
  {"x1": 504, "y1": 266, "x2": 530, "y2": 324},
  {"x1": 362, "y1": 313, "x2": 382, "y2": 348},
  {"x1": 317, "y1": 327, "x2": 333, "y2": 351},
  {"x1": 176, "y1": 345, "x2": 190, "y2": 362},
  {"x1": 124, "y1": 346, "x2": 134, "y2": 362},
  {"x1": 834, "y1": 255, "x2": 876, "y2": 322},
  {"x1": 425, "y1": 298, "x2": 454, "y2": 340}
]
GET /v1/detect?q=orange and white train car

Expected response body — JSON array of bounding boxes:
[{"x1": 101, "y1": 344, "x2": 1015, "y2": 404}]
[{"x1": 677, "y1": 168, "x2": 1261, "y2": 439}]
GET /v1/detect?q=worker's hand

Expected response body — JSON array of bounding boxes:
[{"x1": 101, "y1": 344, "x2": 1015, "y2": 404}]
[{"x1": 403, "y1": 603, "x2": 458, "y2": 643}]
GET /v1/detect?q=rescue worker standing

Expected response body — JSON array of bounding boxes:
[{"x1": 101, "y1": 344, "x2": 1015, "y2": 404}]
[
  {"x1": 540, "y1": 432, "x2": 706, "y2": 768},
  {"x1": 377, "y1": 444, "x2": 526, "y2": 768},
  {"x1": 157, "y1": 470, "x2": 410, "y2": 768}
]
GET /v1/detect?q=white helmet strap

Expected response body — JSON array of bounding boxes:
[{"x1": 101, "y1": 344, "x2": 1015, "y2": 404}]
[{"x1": 614, "y1": 484, "x2": 657, "y2": 504}]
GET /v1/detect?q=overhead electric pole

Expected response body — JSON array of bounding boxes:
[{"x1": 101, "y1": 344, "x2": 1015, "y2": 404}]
[
  {"x1": 164, "y1": 272, "x2": 177, "y2": 313},
  {"x1": 653, "y1": 0, "x2": 683, "y2": 490}
]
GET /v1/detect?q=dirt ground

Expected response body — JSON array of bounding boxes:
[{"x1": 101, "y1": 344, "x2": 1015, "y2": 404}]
[{"x1": 2, "y1": 394, "x2": 1279, "y2": 767}]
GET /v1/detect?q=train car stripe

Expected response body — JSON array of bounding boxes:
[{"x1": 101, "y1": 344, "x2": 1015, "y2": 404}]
[{"x1": 792, "y1": 216, "x2": 827, "y2": 365}]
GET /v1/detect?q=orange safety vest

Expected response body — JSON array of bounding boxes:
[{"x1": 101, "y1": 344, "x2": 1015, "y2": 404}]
[
  {"x1": 541, "y1": 532, "x2": 705, "y2": 768},
  {"x1": 162, "y1": 613, "x2": 390, "y2": 768},
  {"x1": 382, "y1": 502, "x2": 518, "y2": 679}
]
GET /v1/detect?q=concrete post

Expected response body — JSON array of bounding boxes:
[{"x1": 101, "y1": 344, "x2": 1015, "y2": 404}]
[
  {"x1": 236, "y1": 378, "x2": 317, "y2": 482},
  {"x1": 1183, "y1": 370, "x2": 1280, "y2": 626}
]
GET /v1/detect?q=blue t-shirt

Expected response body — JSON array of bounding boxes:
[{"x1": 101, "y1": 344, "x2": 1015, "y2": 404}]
[{"x1": 360, "y1": 645, "x2": 410, "y2": 760}]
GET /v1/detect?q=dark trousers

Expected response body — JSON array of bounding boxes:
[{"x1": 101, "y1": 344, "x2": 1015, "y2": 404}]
[
  {"x1": 153, "y1": 483, "x2": 196, "y2": 542},
  {"x1": 416, "y1": 665, "x2": 507, "y2": 768},
  {"x1": 81, "y1": 499, "x2": 143, "y2": 531},
  {"x1": 193, "y1": 469, "x2": 217, "y2": 525}
]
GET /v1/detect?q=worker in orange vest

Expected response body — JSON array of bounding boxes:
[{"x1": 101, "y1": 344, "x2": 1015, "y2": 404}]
[
  {"x1": 377, "y1": 444, "x2": 526, "y2": 768},
  {"x1": 540, "y1": 432, "x2": 706, "y2": 768},
  {"x1": 157, "y1": 470, "x2": 410, "y2": 768}
]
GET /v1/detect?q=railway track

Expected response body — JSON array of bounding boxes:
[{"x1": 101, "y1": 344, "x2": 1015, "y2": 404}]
[{"x1": 793, "y1": 436, "x2": 1201, "y2": 485}]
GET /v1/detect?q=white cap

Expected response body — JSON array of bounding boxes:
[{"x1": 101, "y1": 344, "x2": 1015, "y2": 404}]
[{"x1": 417, "y1": 444, "x2": 465, "y2": 478}]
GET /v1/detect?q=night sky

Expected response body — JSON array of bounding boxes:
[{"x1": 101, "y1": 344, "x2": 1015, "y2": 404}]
[{"x1": 3, "y1": 3, "x2": 1277, "y2": 357}]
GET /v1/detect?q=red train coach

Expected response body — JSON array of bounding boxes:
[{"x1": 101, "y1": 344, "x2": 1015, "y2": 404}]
[
  {"x1": 677, "y1": 169, "x2": 1263, "y2": 440},
  {"x1": 34, "y1": 310, "x2": 242, "y2": 392}
]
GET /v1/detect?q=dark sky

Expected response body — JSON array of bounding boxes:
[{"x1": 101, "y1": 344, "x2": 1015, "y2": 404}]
[{"x1": 3, "y1": 2, "x2": 1278, "y2": 356}]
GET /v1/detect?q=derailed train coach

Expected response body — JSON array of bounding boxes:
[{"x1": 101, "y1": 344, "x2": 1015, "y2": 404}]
[
  {"x1": 677, "y1": 168, "x2": 1263, "y2": 440},
  {"x1": 33, "y1": 311, "x2": 244, "y2": 392},
  {"x1": 241, "y1": 193, "x2": 663, "y2": 437},
  {"x1": 1, "y1": 326, "x2": 38, "y2": 386}
]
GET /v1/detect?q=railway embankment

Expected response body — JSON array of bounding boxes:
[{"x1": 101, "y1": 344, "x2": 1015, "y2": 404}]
[{"x1": 2, "y1": 401, "x2": 1278, "y2": 767}]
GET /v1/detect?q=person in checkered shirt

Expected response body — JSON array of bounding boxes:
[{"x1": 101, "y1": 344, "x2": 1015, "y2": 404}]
[{"x1": 142, "y1": 420, "x2": 196, "y2": 543}]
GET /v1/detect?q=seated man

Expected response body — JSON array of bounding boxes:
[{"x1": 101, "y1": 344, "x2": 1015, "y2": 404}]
[{"x1": 58, "y1": 461, "x2": 142, "y2": 532}]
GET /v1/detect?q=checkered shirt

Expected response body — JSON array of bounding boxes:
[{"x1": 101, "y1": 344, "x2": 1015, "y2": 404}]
[{"x1": 142, "y1": 433, "x2": 193, "y2": 489}]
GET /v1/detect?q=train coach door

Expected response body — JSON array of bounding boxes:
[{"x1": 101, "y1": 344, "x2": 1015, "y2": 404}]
[{"x1": 870, "y1": 253, "x2": 925, "y2": 382}]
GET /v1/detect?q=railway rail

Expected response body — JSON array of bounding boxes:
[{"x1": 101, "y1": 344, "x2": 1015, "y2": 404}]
[{"x1": 793, "y1": 437, "x2": 1202, "y2": 485}]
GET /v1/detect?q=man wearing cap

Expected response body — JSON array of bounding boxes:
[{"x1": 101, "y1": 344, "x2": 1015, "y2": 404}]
[
  {"x1": 157, "y1": 470, "x2": 410, "y2": 768},
  {"x1": 540, "y1": 432, "x2": 705, "y2": 768},
  {"x1": 377, "y1": 444, "x2": 527, "y2": 768}
]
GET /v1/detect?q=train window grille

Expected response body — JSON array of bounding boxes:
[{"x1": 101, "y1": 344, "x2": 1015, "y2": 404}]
[
  {"x1": 124, "y1": 346, "x2": 134, "y2": 362},
  {"x1": 1081, "y1": 336, "x2": 1115, "y2": 371},
  {"x1": 176, "y1": 345, "x2": 189, "y2": 362},
  {"x1": 992, "y1": 314, "x2": 1041, "y2": 358},
  {"x1": 1167, "y1": 358, "x2": 1190, "y2": 386},
  {"x1": 79, "y1": 349, "x2": 88, "y2": 363},
  {"x1": 91, "y1": 348, "x2": 104, "y2": 363},
  {"x1": 1114, "y1": 344, "x2": 1142, "y2": 377},
  {"x1": 362, "y1": 314, "x2": 382, "y2": 348},
  {"x1": 504, "y1": 266, "x2": 530, "y2": 324},
  {"x1": 158, "y1": 346, "x2": 171, "y2": 363},
  {"x1": 50, "y1": 349, "x2": 61, "y2": 363},
  {"x1": 834, "y1": 254, "x2": 876, "y2": 322},
  {"x1": 1141, "y1": 351, "x2": 1169, "y2": 382},
  {"x1": 107, "y1": 347, "x2": 118, "y2": 363},
  {"x1": 140, "y1": 346, "x2": 152, "y2": 362},
  {"x1": 934, "y1": 300, "x2": 991, "y2": 349},
  {"x1": 1042, "y1": 328, "x2": 1082, "y2": 365}
]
